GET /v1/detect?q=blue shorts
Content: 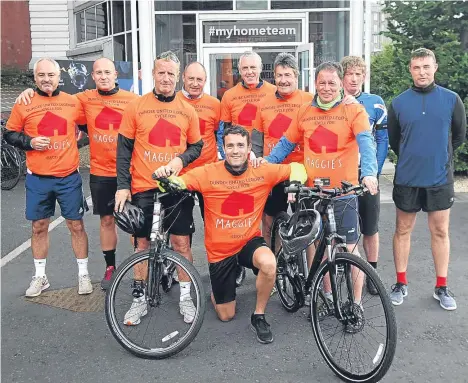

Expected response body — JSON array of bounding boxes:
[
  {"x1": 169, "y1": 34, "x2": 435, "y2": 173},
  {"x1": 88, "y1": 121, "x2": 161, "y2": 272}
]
[{"x1": 25, "y1": 170, "x2": 88, "y2": 221}]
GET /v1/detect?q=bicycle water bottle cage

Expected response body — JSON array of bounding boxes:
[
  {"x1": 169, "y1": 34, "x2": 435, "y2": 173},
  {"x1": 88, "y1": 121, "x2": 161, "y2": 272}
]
[{"x1": 279, "y1": 210, "x2": 322, "y2": 255}]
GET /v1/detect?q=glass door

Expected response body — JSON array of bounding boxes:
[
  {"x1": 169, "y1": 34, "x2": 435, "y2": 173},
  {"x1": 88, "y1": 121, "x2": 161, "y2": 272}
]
[
  {"x1": 203, "y1": 47, "x2": 252, "y2": 100},
  {"x1": 296, "y1": 43, "x2": 314, "y2": 94}
]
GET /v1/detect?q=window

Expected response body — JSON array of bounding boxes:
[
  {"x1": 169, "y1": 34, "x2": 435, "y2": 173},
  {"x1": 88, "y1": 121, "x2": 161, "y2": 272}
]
[
  {"x1": 75, "y1": 1, "x2": 110, "y2": 44},
  {"x1": 154, "y1": 0, "x2": 232, "y2": 11},
  {"x1": 155, "y1": 14, "x2": 197, "y2": 89},
  {"x1": 309, "y1": 11, "x2": 349, "y2": 65},
  {"x1": 236, "y1": 0, "x2": 268, "y2": 10},
  {"x1": 272, "y1": 1, "x2": 350, "y2": 9},
  {"x1": 112, "y1": 1, "x2": 124, "y2": 34}
]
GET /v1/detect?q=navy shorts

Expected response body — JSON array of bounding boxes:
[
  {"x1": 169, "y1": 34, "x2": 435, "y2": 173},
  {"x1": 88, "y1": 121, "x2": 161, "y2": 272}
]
[
  {"x1": 25, "y1": 170, "x2": 88, "y2": 221},
  {"x1": 90, "y1": 174, "x2": 117, "y2": 217}
]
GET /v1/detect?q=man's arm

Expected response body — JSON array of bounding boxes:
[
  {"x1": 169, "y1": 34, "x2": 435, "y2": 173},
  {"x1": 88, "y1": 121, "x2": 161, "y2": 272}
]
[
  {"x1": 178, "y1": 140, "x2": 204, "y2": 167},
  {"x1": 4, "y1": 106, "x2": 34, "y2": 151},
  {"x1": 264, "y1": 136, "x2": 296, "y2": 164},
  {"x1": 452, "y1": 94, "x2": 467, "y2": 151},
  {"x1": 375, "y1": 129, "x2": 389, "y2": 175},
  {"x1": 116, "y1": 134, "x2": 134, "y2": 190},
  {"x1": 251, "y1": 129, "x2": 264, "y2": 158},
  {"x1": 356, "y1": 131, "x2": 378, "y2": 178},
  {"x1": 387, "y1": 103, "x2": 401, "y2": 156},
  {"x1": 217, "y1": 95, "x2": 232, "y2": 159}
]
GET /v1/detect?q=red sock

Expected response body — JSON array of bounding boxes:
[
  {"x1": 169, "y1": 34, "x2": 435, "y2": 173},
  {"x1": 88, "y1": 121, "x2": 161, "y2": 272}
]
[
  {"x1": 396, "y1": 272, "x2": 407, "y2": 285},
  {"x1": 436, "y1": 276, "x2": 447, "y2": 288}
]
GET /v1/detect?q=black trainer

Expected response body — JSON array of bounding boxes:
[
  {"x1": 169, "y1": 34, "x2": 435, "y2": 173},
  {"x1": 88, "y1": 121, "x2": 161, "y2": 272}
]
[
  {"x1": 235, "y1": 265, "x2": 246, "y2": 287},
  {"x1": 366, "y1": 276, "x2": 378, "y2": 295},
  {"x1": 250, "y1": 313, "x2": 274, "y2": 344}
]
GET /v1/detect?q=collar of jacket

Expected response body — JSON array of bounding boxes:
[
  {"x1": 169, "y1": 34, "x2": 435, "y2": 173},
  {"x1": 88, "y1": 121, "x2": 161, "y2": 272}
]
[
  {"x1": 36, "y1": 87, "x2": 60, "y2": 97},
  {"x1": 224, "y1": 159, "x2": 248, "y2": 176},
  {"x1": 412, "y1": 82, "x2": 436, "y2": 93},
  {"x1": 153, "y1": 88, "x2": 176, "y2": 102},
  {"x1": 311, "y1": 94, "x2": 342, "y2": 110},
  {"x1": 181, "y1": 88, "x2": 203, "y2": 100},
  {"x1": 241, "y1": 79, "x2": 264, "y2": 89},
  {"x1": 98, "y1": 84, "x2": 120, "y2": 96}
]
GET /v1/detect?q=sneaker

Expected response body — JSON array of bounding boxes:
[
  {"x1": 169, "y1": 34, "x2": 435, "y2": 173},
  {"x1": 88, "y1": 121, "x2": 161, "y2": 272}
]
[
  {"x1": 366, "y1": 277, "x2": 378, "y2": 295},
  {"x1": 250, "y1": 314, "x2": 274, "y2": 344},
  {"x1": 100, "y1": 266, "x2": 115, "y2": 291},
  {"x1": 390, "y1": 283, "x2": 408, "y2": 306},
  {"x1": 78, "y1": 274, "x2": 93, "y2": 295},
  {"x1": 124, "y1": 296, "x2": 147, "y2": 326},
  {"x1": 433, "y1": 286, "x2": 457, "y2": 311},
  {"x1": 25, "y1": 275, "x2": 50, "y2": 297},
  {"x1": 235, "y1": 265, "x2": 246, "y2": 288},
  {"x1": 345, "y1": 302, "x2": 364, "y2": 334},
  {"x1": 304, "y1": 294, "x2": 311, "y2": 306},
  {"x1": 179, "y1": 297, "x2": 196, "y2": 324}
]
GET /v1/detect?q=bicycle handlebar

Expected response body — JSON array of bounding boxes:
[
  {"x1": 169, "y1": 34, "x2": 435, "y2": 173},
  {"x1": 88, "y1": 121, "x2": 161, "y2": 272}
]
[
  {"x1": 285, "y1": 181, "x2": 368, "y2": 198},
  {"x1": 151, "y1": 174, "x2": 189, "y2": 195}
]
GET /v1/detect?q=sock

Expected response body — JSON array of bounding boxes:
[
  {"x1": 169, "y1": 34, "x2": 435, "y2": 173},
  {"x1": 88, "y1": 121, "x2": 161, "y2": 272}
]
[
  {"x1": 369, "y1": 261, "x2": 377, "y2": 269},
  {"x1": 436, "y1": 276, "x2": 447, "y2": 288},
  {"x1": 34, "y1": 259, "x2": 47, "y2": 277},
  {"x1": 180, "y1": 282, "x2": 191, "y2": 301},
  {"x1": 103, "y1": 249, "x2": 116, "y2": 268},
  {"x1": 396, "y1": 271, "x2": 407, "y2": 285},
  {"x1": 77, "y1": 258, "x2": 89, "y2": 276}
]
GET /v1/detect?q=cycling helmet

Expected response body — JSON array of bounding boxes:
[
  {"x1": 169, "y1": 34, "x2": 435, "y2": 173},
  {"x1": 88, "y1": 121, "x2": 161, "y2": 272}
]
[
  {"x1": 278, "y1": 210, "x2": 322, "y2": 255},
  {"x1": 113, "y1": 201, "x2": 145, "y2": 235}
]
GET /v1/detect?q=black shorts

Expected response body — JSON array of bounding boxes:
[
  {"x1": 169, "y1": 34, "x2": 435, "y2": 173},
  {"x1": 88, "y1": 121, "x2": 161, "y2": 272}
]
[
  {"x1": 358, "y1": 189, "x2": 380, "y2": 236},
  {"x1": 264, "y1": 181, "x2": 289, "y2": 217},
  {"x1": 195, "y1": 191, "x2": 205, "y2": 221},
  {"x1": 209, "y1": 236, "x2": 267, "y2": 304},
  {"x1": 90, "y1": 175, "x2": 117, "y2": 216},
  {"x1": 132, "y1": 188, "x2": 195, "y2": 239},
  {"x1": 393, "y1": 183, "x2": 455, "y2": 213}
]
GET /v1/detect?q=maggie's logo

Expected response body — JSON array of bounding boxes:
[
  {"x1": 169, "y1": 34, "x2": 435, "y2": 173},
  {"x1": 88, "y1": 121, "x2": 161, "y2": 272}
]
[
  {"x1": 221, "y1": 191, "x2": 254, "y2": 216},
  {"x1": 268, "y1": 113, "x2": 292, "y2": 139},
  {"x1": 37, "y1": 112, "x2": 67, "y2": 137},
  {"x1": 149, "y1": 118, "x2": 181, "y2": 147},
  {"x1": 95, "y1": 107, "x2": 122, "y2": 131},
  {"x1": 199, "y1": 118, "x2": 207, "y2": 135},
  {"x1": 238, "y1": 103, "x2": 257, "y2": 127},
  {"x1": 308, "y1": 125, "x2": 338, "y2": 154}
]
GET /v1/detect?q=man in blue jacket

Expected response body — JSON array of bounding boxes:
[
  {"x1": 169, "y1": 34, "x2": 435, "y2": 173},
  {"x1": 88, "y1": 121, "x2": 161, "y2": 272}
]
[
  {"x1": 341, "y1": 56, "x2": 388, "y2": 296},
  {"x1": 388, "y1": 48, "x2": 466, "y2": 310}
]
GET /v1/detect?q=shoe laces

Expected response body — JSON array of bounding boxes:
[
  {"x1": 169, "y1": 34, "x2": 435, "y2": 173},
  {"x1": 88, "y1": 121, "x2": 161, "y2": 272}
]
[
  {"x1": 253, "y1": 315, "x2": 270, "y2": 331},
  {"x1": 391, "y1": 282, "x2": 405, "y2": 292},
  {"x1": 437, "y1": 286, "x2": 455, "y2": 298}
]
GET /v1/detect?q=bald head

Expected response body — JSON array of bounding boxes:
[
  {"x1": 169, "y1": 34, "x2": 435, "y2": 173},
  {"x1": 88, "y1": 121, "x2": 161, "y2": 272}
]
[
  {"x1": 183, "y1": 61, "x2": 207, "y2": 98},
  {"x1": 92, "y1": 58, "x2": 117, "y2": 91}
]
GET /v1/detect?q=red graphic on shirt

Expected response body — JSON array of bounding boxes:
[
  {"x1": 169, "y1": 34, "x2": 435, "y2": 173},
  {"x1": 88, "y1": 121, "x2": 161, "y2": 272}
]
[
  {"x1": 221, "y1": 191, "x2": 254, "y2": 216},
  {"x1": 199, "y1": 118, "x2": 207, "y2": 135},
  {"x1": 37, "y1": 112, "x2": 67, "y2": 137},
  {"x1": 238, "y1": 103, "x2": 257, "y2": 127},
  {"x1": 308, "y1": 125, "x2": 338, "y2": 154},
  {"x1": 95, "y1": 107, "x2": 123, "y2": 131},
  {"x1": 268, "y1": 113, "x2": 292, "y2": 139},
  {"x1": 149, "y1": 118, "x2": 181, "y2": 147}
]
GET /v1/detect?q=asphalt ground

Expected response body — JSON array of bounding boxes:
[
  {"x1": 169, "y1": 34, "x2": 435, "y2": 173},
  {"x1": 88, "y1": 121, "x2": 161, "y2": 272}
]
[{"x1": 1, "y1": 172, "x2": 468, "y2": 382}]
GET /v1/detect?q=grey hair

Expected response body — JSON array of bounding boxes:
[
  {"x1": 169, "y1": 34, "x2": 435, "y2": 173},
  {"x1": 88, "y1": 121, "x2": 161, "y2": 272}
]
[
  {"x1": 315, "y1": 61, "x2": 344, "y2": 81},
  {"x1": 155, "y1": 50, "x2": 181, "y2": 75},
  {"x1": 33, "y1": 58, "x2": 61, "y2": 74},
  {"x1": 238, "y1": 51, "x2": 262, "y2": 71},
  {"x1": 274, "y1": 53, "x2": 299, "y2": 77}
]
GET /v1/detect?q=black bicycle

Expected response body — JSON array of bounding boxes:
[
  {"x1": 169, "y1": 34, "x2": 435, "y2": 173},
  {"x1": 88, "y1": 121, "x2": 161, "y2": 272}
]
[
  {"x1": 271, "y1": 181, "x2": 396, "y2": 383},
  {"x1": 105, "y1": 176, "x2": 206, "y2": 359},
  {"x1": 1, "y1": 126, "x2": 22, "y2": 191}
]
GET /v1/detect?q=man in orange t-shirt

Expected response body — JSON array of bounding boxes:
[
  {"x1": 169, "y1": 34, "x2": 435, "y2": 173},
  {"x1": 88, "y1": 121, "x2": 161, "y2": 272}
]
[
  {"x1": 155, "y1": 125, "x2": 307, "y2": 344},
  {"x1": 252, "y1": 53, "x2": 314, "y2": 248},
  {"x1": 5, "y1": 58, "x2": 92, "y2": 297},
  {"x1": 177, "y1": 61, "x2": 220, "y2": 221},
  {"x1": 115, "y1": 51, "x2": 203, "y2": 326},
  {"x1": 217, "y1": 51, "x2": 276, "y2": 287},
  {"x1": 16, "y1": 58, "x2": 140, "y2": 290}
]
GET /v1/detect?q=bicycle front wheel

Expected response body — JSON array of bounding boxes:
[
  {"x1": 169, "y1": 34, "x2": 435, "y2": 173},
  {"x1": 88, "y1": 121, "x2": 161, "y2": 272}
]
[
  {"x1": 310, "y1": 252, "x2": 397, "y2": 382},
  {"x1": 105, "y1": 249, "x2": 206, "y2": 359},
  {"x1": 1, "y1": 145, "x2": 21, "y2": 190}
]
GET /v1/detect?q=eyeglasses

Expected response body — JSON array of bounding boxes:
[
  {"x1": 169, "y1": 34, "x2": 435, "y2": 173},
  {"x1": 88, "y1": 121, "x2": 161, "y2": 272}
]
[{"x1": 156, "y1": 51, "x2": 180, "y2": 64}]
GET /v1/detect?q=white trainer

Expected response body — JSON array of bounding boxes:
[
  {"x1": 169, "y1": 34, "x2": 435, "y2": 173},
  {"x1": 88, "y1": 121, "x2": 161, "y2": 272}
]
[
  {"x1": 179, "y1": 297, "x2": 196, "y2": 324},
  {"x1": 124, "y1": 297, "x2": 148, "y2": 326},
  {"x1": 78, "y1": 274, "x2": 93, "y2": 295},
  {"x1": 25, "y1": 275, "x2": 50, "y2": 297}
]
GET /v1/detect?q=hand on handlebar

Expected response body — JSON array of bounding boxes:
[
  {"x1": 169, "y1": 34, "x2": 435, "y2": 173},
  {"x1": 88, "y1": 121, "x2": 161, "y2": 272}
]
[
  {"x1": 152, "y1": 173, "x2": 187, "y2": 193},
  {"x1": 361, "y1": 176, "x2": 378, "y2": 195}
]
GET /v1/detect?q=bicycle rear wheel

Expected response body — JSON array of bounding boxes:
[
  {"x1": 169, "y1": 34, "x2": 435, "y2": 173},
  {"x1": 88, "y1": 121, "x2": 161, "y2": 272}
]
[
  {"x1": 1, "y1": 144, "x2": 21, "y2": 190},
  {"x1": 310, "y1": 252, "x2": 396, "y2": 382},
  {"x1": 105, "y1": 249, "x2": 206, "y2": 359}
]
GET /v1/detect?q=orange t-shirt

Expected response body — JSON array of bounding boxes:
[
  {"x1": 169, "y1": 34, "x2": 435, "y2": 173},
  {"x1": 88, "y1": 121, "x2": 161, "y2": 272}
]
[
  {"x1": 6, "y1": 91, "x2": 86, "y2": 177},
  {"x1": 285, "y1": 103, "x2": 370, "y2": 187},
  {"x1": 220, "y1": 81, "x2": 276, "y2": 133},
  {"x1": 76, "y1": 88, "x2": 139, "y2": 177},
  {"x1": 181, "y1": 161, "x2": 291, "y2": 263},
  {"x1": 119, "y1": 92, "x2": 201, "y2": 195},
  {"x1": 176, "y1": 91, "x2": 220, "y2": 171},
  {"x1": 254, "y1": 90, "x2": 314, "y2": 164}
]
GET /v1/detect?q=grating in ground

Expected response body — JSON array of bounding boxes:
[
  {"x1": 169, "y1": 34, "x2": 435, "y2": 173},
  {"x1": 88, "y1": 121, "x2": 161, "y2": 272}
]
[{"x1": 25, "y1": 283, "x2": 105, "y2": 312}]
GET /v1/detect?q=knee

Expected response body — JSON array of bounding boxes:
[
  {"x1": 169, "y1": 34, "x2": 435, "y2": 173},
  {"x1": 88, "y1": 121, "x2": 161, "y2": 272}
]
[
  {"x1": 430, "y1": 225, "x2": 448, "y2": 239},
  {"x1": 171, "y1": 235, "x2": 191, "y2": 254},
  {"x1": 100, "y1": 215, "x2": 115, "y2": 229},
  {"x1": 66, "y1": 219, "x2": 85, "y2": 234},
  {"x1": 395, "y1": 223, "x2": 413, "y2": 236},
  {"x1": 217, "y1": 310, "x2": 235, "y2": 322},
  {"x1": 32, "y1": 220, "x2": 48, "y2": 236},
  {"x1": 259, "y1": 254, "x2": 277, "y2": 278}
]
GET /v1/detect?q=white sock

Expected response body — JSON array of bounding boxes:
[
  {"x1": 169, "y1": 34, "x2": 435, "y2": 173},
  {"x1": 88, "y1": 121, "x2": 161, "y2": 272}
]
[
  {"x1": 180, "y1": 282, "x2": 191, "y2": 301},
  {"x1": 77, "y1": 258, "x2": 89, "y2": 276},
  {"x1": 34, "y1": 259, "x2": 46, "y2": 277}
]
